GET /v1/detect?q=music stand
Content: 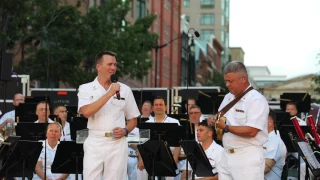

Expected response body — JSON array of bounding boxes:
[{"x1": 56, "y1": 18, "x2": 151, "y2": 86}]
[
  {"x1": 0, "y1": 140, "x2": 42, "y2": 180},
  {"x1": 0, "y1": 136, "x2": 21, "y2": 171},
  {"x1": 279, "y1": 125, "x2": 312, "y2": 152},
  {"x1": 15, "y1": 103, "x2": 38, "y2": 122},
  {"x1": 69, "y1": 117, "x2": 88, "y2": 141},
  {"x1": 179, "y1": 120, "x2": 195, "y2": 140},
  {"x1": 137, "y1": 140, "x2": 177, "y2": 180},
  {"x1": 138, "y1": 123, "x2": 182, "y2": 147},
  {"x1": 294, "y1": 138, "x2": 320, "y2": 178},
  {"x1": 51, "y1": 141, "x2": 84, "y2": 180},
  {"x1": 15, "y1": 123, "x2": 47, "y2": 141},
  {"x1": 180, "y1": 140, "x2": 215, "y2": 179}
]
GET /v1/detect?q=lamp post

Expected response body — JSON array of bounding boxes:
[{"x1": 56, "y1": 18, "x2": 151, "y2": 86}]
[{"x1": 153, "y1": 37, "x2": 180, "y2": 87}]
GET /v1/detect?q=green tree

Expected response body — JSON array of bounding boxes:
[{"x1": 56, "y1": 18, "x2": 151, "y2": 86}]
[
  {"x1": 13, "y1": 0, "x2": 157, "y2": 87},
  {"x1": 80, "y1": 0, "x2": 157, "y2": 85},
  {"x1": 0, "y1": 0, "x2": 33, "y2": 52},
  {"x1": 204, "y1": 68, "x2": 227, "y2": 92}
]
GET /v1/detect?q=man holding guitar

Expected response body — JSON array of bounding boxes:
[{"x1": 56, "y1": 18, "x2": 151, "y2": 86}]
[{"x1": 207, "y1": 61, "x2": 269, "y2": 180}]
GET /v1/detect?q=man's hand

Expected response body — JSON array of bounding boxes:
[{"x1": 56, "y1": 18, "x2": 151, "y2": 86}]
[
  {"x1": 109, "y1": 83, "x2": 120, "y2": 96},
  {"x1": 207, "y1": 115, "x2": 216, "y2": 127},
  {"x1": 137, "y1": 159, "x2": 145, "y2": 171},
  {"x1": 6, "y1": 118, "x2": 14, "y2": 124},
  {"x1": 207, "y1": 115, "x2": 226, "y2": 129},
  {"x1": 113, "y1": 127, "x2": 126, "y2": 139}
]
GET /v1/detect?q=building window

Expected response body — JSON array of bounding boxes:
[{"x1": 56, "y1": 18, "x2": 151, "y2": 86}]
[
  {"x1": 186, "y1": 15, "x2": 190, "y2": 22},
  {"x1": 136, "y1": 0, "x2": 146, "y2": 19},
  {"x1": 200, "y1": 14, "x2": 214, "y2": 25},
  {"x1": 183, "y1": 0, "x2": 190, "y2": 7},
  {"x1": 221, "y1": 0, "x2": 225, "y2": 10},
  {"x1": 200, "y1": 30, "x2": 214, "y2": 41},
  {"x1": 221, "y1": 15, "x2": 225, "y2": 27},
  {"x1": 201, "y1": 0, "x2": 214, "y2": 8}
]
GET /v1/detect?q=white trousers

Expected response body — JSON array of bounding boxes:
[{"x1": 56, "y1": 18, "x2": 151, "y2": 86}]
[
  {"x1": 128, "y1": 156, "x2": 138, "y2": 180},
  {"x1": 218, "y1": 146, "x2": 265, "y2": 180},
  {"x1": 83, "y1": 132, "x2": 128, "y2": 180}
]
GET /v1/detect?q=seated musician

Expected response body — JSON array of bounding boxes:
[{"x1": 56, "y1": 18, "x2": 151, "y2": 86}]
[
  {"x1": 53, "y1": 105, "x2": 71, "y2": 141},
  {"x1": 286, "y1": 102, "x2": 306, "y2": 125},
  {"x1": 180, "y1": 121, "x2": 223, "y2": 180},
  {"x1": 34, "y1": 101, "x2": 54, "y2": 123},
  {"x1": 137, "y1": 96, "x2": 181, "y2": 180},
  {"x1": 0, "y1": 93, "x2": 24, "y2": 128},
  {"x1": 264, "y1": 109, "x2": 287, "y2": 180},
  {"x1": 34, "y1": 122, "x2": 70, "y2": 180}
]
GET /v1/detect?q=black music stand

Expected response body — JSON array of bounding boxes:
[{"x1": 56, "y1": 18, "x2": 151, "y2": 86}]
[
  {"x1": 180, "y1": 140, "x2": 216, "y2": 179},
  {"x1": 138, "y1": 123, "x2": 182, "y2": 147},
  {"x1": 0, "y1": 136, "x2": 21, "y2": 170},
  {"x1": 51, "y1": 141, "x2": 84, "y2": 180},
  {"x1": 179, "y1": 120, "x2": 195, "y2": 140},
  {"x1": 0, "y1": 140, "x2": 42, "y2": 180},
  {"x1": 137, "y1": 140, "x2": 177, "y2": 180},
  {"x1": 294, "y1": 138, "x2": 320, "y2": 179},
  {"x1": 69, "y1": 117, "x2": 88, "y2": 141},
  {"x1": 15, "y1": 123, "x2": 48, "y2": 141},
  {"x1": 279, "y1": 125, "x2": 311, "y2": 153}
]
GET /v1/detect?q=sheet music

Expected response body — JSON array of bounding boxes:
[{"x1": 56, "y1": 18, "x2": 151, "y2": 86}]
[{"x1": 297, "y1": 141, "x2": 320, "y2": 169}]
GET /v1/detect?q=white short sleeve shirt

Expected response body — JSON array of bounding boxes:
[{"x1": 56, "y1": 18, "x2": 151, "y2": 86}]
[
  {"x1": 181, "y1": 141, "x2": 223, "y2": 179},
  {"x1": 77, "y1": 77, "x2": 140, "y2": 131},
  {"x1": 264, "y1": 130, "x2": 287, "y2": 180},
  {"x1": 219, "y1": 87, "x2": 269, "y2": 148}
]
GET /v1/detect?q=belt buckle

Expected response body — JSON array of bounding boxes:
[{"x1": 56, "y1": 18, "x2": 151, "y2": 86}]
[
  {"x1": 228, "y1": 148, "x2": 235, "y2": 154},
  {"x1": 105, "y1": 132, "x2": 112, "y2": 137}
]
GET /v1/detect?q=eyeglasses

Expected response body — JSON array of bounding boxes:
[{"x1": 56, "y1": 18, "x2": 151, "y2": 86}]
[
  {"x1": 59, "y1": 110, "x2": 68, "y2": 113},
  {"x1": 189, "y1": 112, "x2": 201, "y2": 115}
]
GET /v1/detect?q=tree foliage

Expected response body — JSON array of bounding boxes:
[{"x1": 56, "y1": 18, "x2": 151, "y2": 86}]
[
  {"x1": 204, "y1": 68, "x2": 227, "y2": 92},
  {"x1": 8, "y1": 0, "x2": 157, "y2": 87}
]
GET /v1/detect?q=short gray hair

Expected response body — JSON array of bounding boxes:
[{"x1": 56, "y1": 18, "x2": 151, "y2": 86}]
[{"x1": 223, "y1": 61, "x2": 248, "y2": 76}]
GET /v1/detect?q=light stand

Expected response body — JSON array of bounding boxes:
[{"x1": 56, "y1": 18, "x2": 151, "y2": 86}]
[{"x1": 185, "y1": 28, "x2": 200, "y2": 180}]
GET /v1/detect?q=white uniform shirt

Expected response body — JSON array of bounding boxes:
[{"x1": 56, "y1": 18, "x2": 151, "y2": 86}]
[
  {"x1": 264, "y1": 130, "x2": 287, "y2": 180},
  {"x1": 181, "y1": 141, "x2": 223, "y2": 179},
  {"x1": 0, "y1": 110, "x2": 15, "y2": 124},
  {"x1": 77, "y1": 77, "x2": 140, "y2": 131},
  {"x1": 219, "y1": 86, "x2": 269, "y2": 149},
  {"x1": 34, "y1": 118, "x2": 54, "y2": 123},
  {"x1": 145, "y1": 116, "x2": 180, "y2": 125},
  {"x1": 33, "y1": 140, "x2": 71, "y2": 180},
  {"x1": 60, "y1": 122, "x2": 71, "y2": 141}
]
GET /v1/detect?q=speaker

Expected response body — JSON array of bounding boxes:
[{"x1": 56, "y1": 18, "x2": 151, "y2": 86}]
[{"x1": 0, "y1": 52, "x2": 13, "y2": 81}]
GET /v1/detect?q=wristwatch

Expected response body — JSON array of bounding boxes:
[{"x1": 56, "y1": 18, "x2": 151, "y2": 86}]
[{"x1": 223, "y1": 125, "x2": 229, "y2": 133}]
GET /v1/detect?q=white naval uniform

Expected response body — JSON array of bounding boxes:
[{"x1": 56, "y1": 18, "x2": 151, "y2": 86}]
[
  {"x1": 33, "y1": 140, "x2": 71, "y2": 180},
  {"x1": 78, "y1": 77, "x2": 140, "y2": 180},
  {"x1": 137, "y1": 116, "x2": 180, "y2": 180},
  {"x1": 218, "y1": 86, "x2": 269, "y2": 180},
  {"x1": 181, "y1": 141, "x2": 223, "y2": 179},
  {"x1": 264, "y1": 130, "x2": 287, "y2": 180},
  {"x1": 127, "y1": 127, "x2": 139, "y2": 180},
  {"x1": 0, "y1": 110, "x2": 15, "y2": 124},
  {"x1": 60, "y1": 122, "x2": 71, "y2": 141},
  {"x1": 34, "y1": 118, "x2": 55, "y2": 123}
]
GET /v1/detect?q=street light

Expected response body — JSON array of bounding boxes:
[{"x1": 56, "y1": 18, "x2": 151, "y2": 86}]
[{"x1": 153, "y1": 37, "x2": 180, "y2": 87}]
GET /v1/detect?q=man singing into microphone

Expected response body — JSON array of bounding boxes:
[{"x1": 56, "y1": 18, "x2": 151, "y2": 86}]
[{"x1": 77, "y1": 51, "x2": 140, "y2": 180}]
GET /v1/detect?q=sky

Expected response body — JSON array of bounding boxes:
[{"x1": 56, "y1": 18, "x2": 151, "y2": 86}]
[{"x1": 229, "y1": 0, "x2": 320, "y2": 79}]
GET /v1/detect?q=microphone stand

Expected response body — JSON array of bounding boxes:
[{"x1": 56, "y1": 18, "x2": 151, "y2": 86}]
[{"x1": 185, "y1": 28, "x2": 199, "y2": 180}]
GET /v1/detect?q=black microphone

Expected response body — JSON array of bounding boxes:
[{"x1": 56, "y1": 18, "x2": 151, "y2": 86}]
[
  {"x1": 188, "y1": 28, "x2": 200, "y2": 38},
  {"x1": 111, "y1": 74, "x2": 120, "y2": 100},
  {"x1": 194, "y1": 31, "x2": 200, "y2": 37}
]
